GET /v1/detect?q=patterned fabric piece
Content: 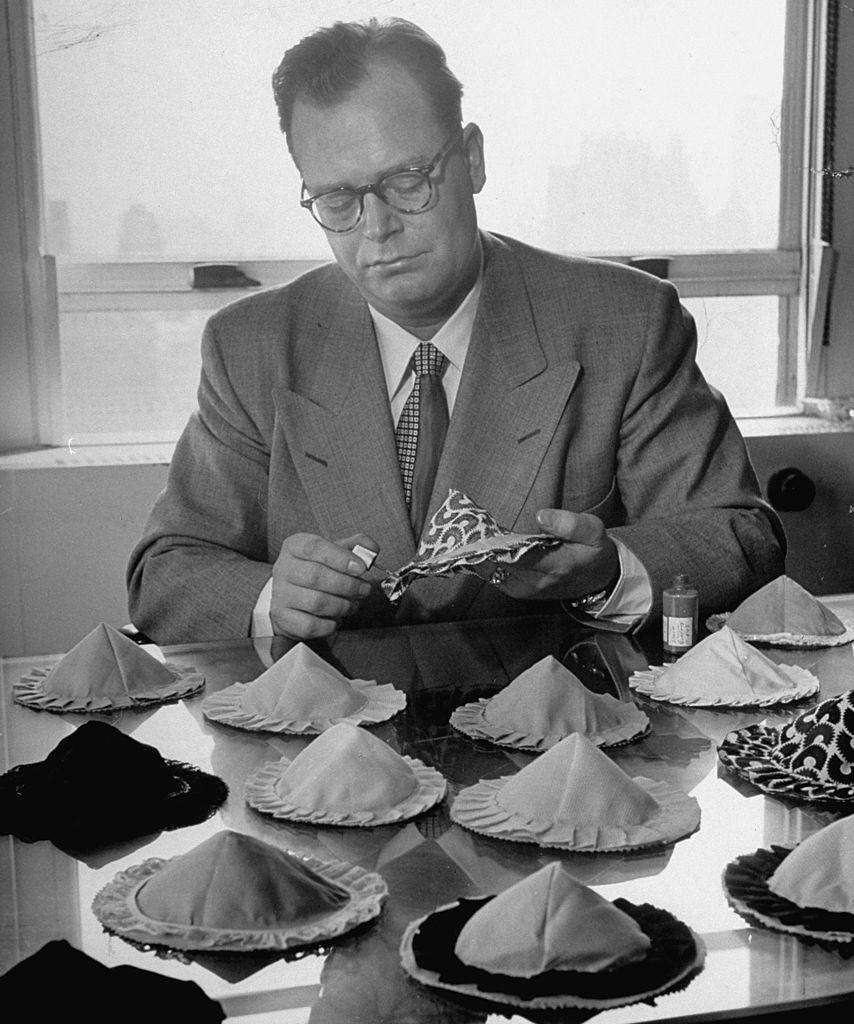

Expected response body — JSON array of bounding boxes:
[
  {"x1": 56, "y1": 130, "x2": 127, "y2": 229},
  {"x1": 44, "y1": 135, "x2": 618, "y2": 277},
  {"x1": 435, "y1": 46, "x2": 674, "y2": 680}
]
[
  {"x1": 394, "y1": 342, "x2": 448, "y2": 511},
  {"x1": 717, "y1": 690, "x2": 854, "y2": 802},
  {"x1": 775, "y1": 692, "x2": 854, "y2": 784},
  {"x1": 381, "y1": 489, "x2": 562, "y2": 602}
]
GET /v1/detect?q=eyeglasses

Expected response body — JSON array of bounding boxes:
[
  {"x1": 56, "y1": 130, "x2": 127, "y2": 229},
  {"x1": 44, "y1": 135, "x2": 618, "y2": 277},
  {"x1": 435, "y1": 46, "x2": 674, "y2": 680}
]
[{"x1": 300, "y1": 129, "x2": 462, "y2": 233}]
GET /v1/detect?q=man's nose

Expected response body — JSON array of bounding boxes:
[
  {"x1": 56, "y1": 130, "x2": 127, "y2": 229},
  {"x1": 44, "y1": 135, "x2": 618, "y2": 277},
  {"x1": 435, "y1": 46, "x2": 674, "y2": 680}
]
[{"x1": 360, "y1": 192, "x2": 402, "y2": 240}]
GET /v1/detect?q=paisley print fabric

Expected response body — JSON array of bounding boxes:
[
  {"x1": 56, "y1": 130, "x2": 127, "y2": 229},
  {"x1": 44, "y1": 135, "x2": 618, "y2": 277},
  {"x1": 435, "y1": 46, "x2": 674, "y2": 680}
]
[
  {"x1": 382, "y1": 489, "x2": 560, "y2": 602},
  {"x1": 717, "y1": 690, "x2": 854, "y2": 802}
]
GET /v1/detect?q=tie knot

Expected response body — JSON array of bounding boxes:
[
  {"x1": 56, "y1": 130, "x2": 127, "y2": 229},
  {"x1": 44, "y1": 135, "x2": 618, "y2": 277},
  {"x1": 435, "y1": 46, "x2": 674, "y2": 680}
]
[{"x1": 413, "y1": 342, "x2": 447, "y2": 378}]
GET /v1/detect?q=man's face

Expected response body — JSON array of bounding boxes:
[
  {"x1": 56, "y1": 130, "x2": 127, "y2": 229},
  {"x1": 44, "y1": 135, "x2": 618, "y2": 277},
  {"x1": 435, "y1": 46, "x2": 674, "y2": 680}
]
[{"x1": 290, "y1": 61, "x2": 485, "y2": 332}]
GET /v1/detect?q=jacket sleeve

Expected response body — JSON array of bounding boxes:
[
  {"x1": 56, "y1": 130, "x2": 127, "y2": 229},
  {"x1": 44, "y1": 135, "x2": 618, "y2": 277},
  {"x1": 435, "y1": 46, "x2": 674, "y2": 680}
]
[
  {"x1": 126, "y1": 316, "x2": 275, "y2": 644},
  {"x1": 608, "y1": 279, "x2": 786, "y2": 623}
]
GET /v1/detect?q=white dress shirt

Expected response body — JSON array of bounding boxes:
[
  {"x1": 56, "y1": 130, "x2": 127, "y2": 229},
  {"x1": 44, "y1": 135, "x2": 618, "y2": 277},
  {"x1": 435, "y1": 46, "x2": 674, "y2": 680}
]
[{"x1": 252, "y1": 277, "x2": 652, "y2": 636}]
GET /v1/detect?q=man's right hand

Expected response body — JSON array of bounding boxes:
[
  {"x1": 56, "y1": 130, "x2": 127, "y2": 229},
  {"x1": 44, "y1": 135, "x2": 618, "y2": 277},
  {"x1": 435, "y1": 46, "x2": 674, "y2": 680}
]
[{"x1": 271, "y1": 533, "x2": 378, "y2": 639}]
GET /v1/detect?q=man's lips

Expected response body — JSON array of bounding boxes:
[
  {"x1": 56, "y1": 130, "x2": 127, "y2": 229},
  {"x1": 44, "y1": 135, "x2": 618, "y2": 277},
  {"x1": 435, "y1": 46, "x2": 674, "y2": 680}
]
[{"x1": 365, "y1": 253, "x2": 423, "y2": 270}]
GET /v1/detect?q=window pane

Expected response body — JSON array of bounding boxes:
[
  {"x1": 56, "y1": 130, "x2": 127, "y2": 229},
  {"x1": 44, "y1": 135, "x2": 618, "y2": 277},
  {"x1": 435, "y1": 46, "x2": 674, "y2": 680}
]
[
  {"x1": 57, "y1": 294, "x2": 781, "y2": 440},
  {"x1": 35, "y1": 0, "x2": 786, "y2": 260},
  {"x1": 686, "y1": 296, "x2": 781, "y2": 417},
  {"x1": 59, "y1": 309, "x2": 205, "y2": 439}
]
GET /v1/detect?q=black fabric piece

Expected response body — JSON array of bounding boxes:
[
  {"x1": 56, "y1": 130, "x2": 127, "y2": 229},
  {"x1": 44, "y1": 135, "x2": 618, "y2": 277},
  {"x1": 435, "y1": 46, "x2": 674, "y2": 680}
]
[
  {"x1": 410, "y1": 896, "x2": 698, "y2": 1004},
  {"x1": 0, "y1": 940, "x2": 225, "y2": 1022},
  {"x1": 0, "y1": 720, "x2": 227, "y2": 847},
  {"x1": 724, "y1": 844, "x2": 854, "y2": 948}
]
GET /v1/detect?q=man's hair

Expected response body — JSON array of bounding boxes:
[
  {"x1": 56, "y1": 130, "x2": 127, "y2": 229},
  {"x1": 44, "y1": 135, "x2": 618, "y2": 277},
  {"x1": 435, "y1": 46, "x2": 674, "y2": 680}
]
[{"x1": 272, "y1": 18, "x2": 464, "y2": 153}]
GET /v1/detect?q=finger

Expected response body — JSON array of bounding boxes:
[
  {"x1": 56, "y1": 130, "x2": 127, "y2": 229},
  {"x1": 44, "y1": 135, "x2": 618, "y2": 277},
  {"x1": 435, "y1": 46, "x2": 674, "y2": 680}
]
[
  {"x1": 335, "y1": 533, "x2": 381, "y2": 571},
  {"x1": 270, "y1": 606, "x2": 338, "y2": 640},
  {"x1": 283, "y1": 533, "x2": 370, "y2": 576},
  {"x1": 275, "y1": 578, "x2": 361, "y2": 620},
  {"x1": 535, "y1": 509, "x2": 604, "y2": 546},
  {"x1": 279, "y1": 562, "x2": 370, "y2": 603}
]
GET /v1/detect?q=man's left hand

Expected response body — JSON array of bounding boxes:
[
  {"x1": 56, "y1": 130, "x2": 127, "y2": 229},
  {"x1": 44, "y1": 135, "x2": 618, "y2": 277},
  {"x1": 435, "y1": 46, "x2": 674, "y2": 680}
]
[{"x1": 485, "y1": 508, "x2": 620, "y2": 602}]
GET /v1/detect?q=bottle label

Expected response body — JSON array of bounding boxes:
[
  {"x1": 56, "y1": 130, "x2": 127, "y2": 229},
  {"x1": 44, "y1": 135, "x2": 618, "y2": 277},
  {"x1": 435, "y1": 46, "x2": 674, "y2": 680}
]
[{"x1": 664, "y1": 616, "x2": 694, "y2": 648}]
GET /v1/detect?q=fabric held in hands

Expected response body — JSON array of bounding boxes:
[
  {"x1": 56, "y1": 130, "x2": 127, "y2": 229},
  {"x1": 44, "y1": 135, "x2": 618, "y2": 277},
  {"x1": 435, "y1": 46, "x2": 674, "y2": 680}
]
[{"x1": 382, "y1": 488, "x2": 561, "y2": 601}]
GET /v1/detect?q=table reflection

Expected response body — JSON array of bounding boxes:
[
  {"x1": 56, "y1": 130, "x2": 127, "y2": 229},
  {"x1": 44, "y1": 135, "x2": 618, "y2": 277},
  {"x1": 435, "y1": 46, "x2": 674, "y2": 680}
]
[{"x1": 3, "y1": 612, "x2": 854, "y2": 1022}]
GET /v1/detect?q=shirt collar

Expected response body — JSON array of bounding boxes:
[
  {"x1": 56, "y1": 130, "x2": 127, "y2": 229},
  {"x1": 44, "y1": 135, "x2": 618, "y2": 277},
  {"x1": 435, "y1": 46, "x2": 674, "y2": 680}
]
[{"x1": 369, "y1": 274, "x2": 484, "y2": 401}]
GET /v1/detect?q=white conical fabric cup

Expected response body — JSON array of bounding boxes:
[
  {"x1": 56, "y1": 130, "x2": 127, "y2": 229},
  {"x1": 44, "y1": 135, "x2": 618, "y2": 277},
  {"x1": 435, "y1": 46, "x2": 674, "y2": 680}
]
[
  {"x1": 240, "y1": 644, "x2": 368, "y2": 720},
  {"x1": 495, "y1": 733, "x2": 660, "y2": 829},
  {"x1": 767, "y1": 816, "x2": 854, "y2": 912},
  {"x1": 649, "y1": 627, "x2": 803, "y2": 700},
  {"x1": 38, "y1": 624, "x2": 178, "y2": 700},
  {"x1": 13, "y1": 622, "x2": 204, "y2": 711},
  {"x1": 273, "y1": 722, "x2": 418, "y2": 815},
  {"x1": 454, "y1": 862, "x2": 650, "y2": 977},
  {"x1": 728, "y1": 575, "x2": 845, "y2": 637},
  {"x1": 484, "y1": 656, "x2": 641, "y2": 737},
  {"x1": 134, "y1": 831, "x2": 350, "y2": 929}
]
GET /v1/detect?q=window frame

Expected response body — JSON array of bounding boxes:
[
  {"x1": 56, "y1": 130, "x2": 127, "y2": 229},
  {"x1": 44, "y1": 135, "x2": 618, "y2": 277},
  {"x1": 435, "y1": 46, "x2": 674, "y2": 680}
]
[{"x1": 2, "y1": 0, "x2": 829, "y2": 449}]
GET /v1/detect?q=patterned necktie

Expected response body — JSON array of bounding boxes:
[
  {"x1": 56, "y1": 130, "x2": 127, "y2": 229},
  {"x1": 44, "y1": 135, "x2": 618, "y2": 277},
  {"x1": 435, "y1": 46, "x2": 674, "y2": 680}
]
[{"x1": 395, "y1": 342, "x2": 449, "y2": 536}]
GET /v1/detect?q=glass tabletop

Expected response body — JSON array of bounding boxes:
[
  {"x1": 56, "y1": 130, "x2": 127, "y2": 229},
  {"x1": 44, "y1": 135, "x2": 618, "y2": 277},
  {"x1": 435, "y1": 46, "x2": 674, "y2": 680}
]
[{"x1": 3, "y1": 610, "x2": 854, "y2": 1022}]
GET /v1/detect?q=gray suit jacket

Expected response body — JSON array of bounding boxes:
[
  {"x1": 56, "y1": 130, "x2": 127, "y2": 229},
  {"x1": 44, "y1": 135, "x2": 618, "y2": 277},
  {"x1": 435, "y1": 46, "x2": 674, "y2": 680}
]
[{"x1": 127, "y1": 231, "x2": 785, "y2": 643}]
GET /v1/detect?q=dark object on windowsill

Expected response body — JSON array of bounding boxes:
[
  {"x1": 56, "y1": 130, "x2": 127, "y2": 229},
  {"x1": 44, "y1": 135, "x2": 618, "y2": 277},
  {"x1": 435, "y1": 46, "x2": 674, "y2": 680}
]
[
  {"x1": 191, "y1": 264, "x2": 261, "y2": 289},
  {"x1": 766, "y1": 467, "x2": 816, "y2": 512},
  {"x1": 628, "y1": 256, "x2": 670, "y2": 280}
]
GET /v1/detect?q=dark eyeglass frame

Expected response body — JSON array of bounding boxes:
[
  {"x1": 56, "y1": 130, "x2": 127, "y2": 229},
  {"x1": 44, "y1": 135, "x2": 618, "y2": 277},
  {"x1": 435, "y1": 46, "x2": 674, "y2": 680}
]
[{"x1": 299, "y1": 128, "x2": 463, "y2": 233}]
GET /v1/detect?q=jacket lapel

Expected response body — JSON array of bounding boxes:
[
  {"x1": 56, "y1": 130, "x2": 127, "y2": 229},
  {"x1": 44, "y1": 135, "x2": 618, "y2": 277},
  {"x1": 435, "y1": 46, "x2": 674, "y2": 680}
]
[
  {"x1": 433, "y1": 234, "x2": 580, "y2": 531},
  {"x1": 409, "y1": 234, "x2": 581, "y2": 618},
  {"x1": 272, "y1": 278, "x2": 417, "y2": 570}
]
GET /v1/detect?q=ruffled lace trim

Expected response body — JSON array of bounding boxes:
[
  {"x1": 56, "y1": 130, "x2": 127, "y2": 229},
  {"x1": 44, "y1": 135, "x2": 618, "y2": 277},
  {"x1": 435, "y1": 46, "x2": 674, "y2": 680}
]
[
  {"x1": 13, "y1": 662, "x2": 204, "y2": 713},
  {"x1": 724, "y1": 845, "x2": 854, "y2": 947},
  {"x1": 717, "y1": 725, "x2": 854, "y2": 803},
  {"x1": 201, "y1": 678, "x2": 405, "y2": 734},
  {"x1": 628, "y1": 663, "x2": 818, "y2": 708},
  {"x1": 92, "y1": 853, "x2": 387, "y2": 952},
  {"x1": 244, "y1": 755, "x2": 447, "y2": 826},
  {"x1": 449, "y1": 776, "x2": 700, "y2": 852},
  {"x1": 706, "y1": 613, "x2": 854, "y2": 649},
  {"x1": 399, "y1": 896, "x2": 705, "y2": 1011},
  {"x1": 449, "y1": 698, "x2": 649, "y2": 752}
]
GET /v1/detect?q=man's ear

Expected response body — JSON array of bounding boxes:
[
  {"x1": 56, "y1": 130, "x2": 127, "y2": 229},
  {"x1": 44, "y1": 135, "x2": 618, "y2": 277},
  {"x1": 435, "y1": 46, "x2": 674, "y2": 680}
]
[{"x1": 462, "y1": 122, "x2": 486, "y2": 195}]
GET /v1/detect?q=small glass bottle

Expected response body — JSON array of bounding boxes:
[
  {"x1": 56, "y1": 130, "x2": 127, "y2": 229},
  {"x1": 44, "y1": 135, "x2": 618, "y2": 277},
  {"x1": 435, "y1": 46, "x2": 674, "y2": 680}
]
[{"x1": 662, "y1": 574, "x2": 699, "y2": 656}]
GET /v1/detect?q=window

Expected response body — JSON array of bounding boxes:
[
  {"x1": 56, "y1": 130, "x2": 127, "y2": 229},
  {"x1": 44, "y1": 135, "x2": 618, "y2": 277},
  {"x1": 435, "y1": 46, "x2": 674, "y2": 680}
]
[{"x1": 19, "y1": 1, "x2": 825, "y2": 443}]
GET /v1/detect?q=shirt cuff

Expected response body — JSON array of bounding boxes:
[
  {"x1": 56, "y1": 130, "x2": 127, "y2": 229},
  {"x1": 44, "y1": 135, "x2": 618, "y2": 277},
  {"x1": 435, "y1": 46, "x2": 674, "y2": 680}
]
[
  {"x1": 251, "y1": 576, "x2": 274, "y2": 638},
  {"x1": 566, "y1": 538, "x2": 652, "y2": 632}
]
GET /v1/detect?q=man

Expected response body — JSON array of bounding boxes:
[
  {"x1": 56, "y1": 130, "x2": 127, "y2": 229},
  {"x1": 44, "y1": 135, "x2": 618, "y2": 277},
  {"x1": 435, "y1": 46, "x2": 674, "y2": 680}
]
[{"x1": 127, "y1": 18, "x2": 784, "y2": 645}]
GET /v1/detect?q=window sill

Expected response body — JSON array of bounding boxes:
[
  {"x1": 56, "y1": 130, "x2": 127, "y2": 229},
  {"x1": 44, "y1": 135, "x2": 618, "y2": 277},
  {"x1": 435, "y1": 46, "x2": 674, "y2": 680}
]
[
  {"x1": 2, "y1": 414, "x2": 854, "y2": 470},
  {"x1": 0, "y1": 443, "x2": 173, "y2": 469}
]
